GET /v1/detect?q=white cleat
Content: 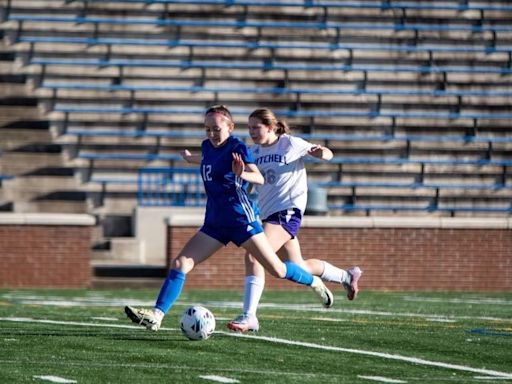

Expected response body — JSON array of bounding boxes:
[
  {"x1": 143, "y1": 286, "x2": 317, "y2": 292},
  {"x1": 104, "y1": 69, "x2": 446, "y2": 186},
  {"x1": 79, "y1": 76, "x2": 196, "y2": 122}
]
[
  {"x1": 226, "y1": 314, "x2": 260, "y2": 333},
  {"x1": 124, "y1": 305, "x2": 161, "y2": 331},
  {"x1": 311, "y1": 276, "x2": 334, "y2": 308}
]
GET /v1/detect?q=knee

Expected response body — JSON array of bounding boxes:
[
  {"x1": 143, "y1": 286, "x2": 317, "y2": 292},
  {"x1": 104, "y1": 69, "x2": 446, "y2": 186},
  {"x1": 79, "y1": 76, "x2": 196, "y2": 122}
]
[{"x1": 171, "y1": 255, "x2": 194, "y2": 273}]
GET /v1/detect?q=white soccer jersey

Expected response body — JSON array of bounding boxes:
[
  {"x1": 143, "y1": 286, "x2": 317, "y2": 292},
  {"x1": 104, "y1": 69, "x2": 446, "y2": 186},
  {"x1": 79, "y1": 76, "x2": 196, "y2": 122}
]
[{"x1": 251, "y1": 134, "x2": 313, "y2": 220}]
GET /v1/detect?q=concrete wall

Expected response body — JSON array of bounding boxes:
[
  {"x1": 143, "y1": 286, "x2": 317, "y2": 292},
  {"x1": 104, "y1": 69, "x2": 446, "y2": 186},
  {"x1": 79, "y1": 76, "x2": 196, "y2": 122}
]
[
  {"x1": 165, "y1": 214, "x2": 512, "y2": 292},
  {"x1": 134, "y1": 206, "x2": 204, "y2": 264},
  {"x1": 0, "y1": 213, "x2": 95, "y2": 288}
]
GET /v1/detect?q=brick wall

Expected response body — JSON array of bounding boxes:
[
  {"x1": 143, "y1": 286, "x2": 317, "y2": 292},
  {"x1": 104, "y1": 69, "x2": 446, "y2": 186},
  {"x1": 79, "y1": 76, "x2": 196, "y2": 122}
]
[
  {"x1": 166, "y1": 224, "x2": 512, "y2": 292},
  {"x1": 0, "y1": 214, "x2": 94, "y2": 288}
]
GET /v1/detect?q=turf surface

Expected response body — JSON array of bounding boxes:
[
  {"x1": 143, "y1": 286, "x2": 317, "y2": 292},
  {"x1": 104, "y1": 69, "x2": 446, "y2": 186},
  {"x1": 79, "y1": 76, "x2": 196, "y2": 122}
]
[{"x1": 0, "y1": 289, "x2": 511, "y2": 383}]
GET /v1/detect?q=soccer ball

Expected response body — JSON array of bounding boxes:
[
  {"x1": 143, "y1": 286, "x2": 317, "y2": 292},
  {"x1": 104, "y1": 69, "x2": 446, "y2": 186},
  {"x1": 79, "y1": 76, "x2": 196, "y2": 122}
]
[{"x1": 180, "y1": 305, "x2": 216, "y2": 340}]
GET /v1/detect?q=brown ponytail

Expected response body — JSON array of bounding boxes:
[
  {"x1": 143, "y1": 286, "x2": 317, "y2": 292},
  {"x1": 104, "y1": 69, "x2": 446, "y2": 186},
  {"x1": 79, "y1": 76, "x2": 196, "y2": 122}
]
[{"x1": 249, "y1": 108, "x2": 290, "y2": 135}]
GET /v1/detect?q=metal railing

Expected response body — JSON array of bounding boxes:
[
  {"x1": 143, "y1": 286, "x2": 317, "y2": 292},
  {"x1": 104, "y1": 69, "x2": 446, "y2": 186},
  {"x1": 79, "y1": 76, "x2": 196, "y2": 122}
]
[{"x1": 137, "y1": 167, "x2": 203, "y2": 207}]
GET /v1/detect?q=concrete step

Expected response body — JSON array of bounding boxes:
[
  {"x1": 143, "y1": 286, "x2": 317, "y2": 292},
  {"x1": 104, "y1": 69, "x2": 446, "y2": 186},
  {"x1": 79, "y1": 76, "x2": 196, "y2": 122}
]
[
  {"x1": 90, "y1": 197, "x2": 138, "y2": 216},
  {"x1": 90, "y1": 264, "x2": 166, "y2": 289},
  {"x1": 0, "y1": 105, "x2": 43, "y2": 123},
  {"x1": 0, "y1": 129, "x2": 52, "y2": 150},
  {"x1": 0, "y1": 152, "x2": 66, "y2": 174},
  {"x1": 5, "y1": 175, "x2": 80, "y2": 194},
  {"x1": 13, "y1": 200, "x2": 86, "y2": 214},
  {"x1": 90, "y1": 277, "x2": 164, "y2": 289},
  {"x1": 0, "y1": 83, "x2": 30, "y2": 96},
  {"x1": 91, "y1": 237, "x2": 146, "y2": 264}
]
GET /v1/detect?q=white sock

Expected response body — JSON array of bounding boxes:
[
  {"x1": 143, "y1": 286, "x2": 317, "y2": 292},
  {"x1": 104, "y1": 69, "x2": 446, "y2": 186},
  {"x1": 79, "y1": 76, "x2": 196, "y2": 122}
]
[
  {"x1": 152, "y1": 308, "x2": 165, "y2": 322},
  {"x1": 243, "y1": 275, "x2": 265, "y2": 317},
  {"x1": 320, "y1": 261, "x2": 349, "y2": 285}
]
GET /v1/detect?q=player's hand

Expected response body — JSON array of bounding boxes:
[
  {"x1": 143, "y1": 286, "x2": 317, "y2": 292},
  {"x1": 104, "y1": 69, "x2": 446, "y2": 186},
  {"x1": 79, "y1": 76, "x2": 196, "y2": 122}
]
[
  {"x1": 308, "y1": 145, "x2": 324, "y2": 158},
  {"x1": 232, "y1": 152, "x2": 245, "y2": 176},
  {"x1": 181, "y1": 149, "x2": 192, "y2": 161}
]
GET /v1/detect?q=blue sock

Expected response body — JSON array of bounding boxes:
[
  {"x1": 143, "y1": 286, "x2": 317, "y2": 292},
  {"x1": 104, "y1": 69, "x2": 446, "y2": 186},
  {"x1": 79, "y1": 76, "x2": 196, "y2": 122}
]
[
  {"x1": 154, "y1": 269, "x2": 186, "y2": 314},
  {"x1": 284, "y1": 261, "x2": 314, "y2": 286}
]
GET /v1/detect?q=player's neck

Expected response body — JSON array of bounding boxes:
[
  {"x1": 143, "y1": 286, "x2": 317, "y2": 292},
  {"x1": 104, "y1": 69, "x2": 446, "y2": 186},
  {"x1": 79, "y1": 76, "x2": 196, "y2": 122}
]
[{"x1": 261, "y1": 134, "x2": 279, "y2": 147}]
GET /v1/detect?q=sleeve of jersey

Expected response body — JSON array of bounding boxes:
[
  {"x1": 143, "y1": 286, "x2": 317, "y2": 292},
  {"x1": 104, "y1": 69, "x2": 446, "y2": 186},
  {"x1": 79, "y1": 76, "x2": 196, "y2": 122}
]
[
  {"x1": 235, "y1": 141, "x2": 255, "y2": 164},
  {"x1": 289, "y1": 136, "x2": 314, "y2": 160}
]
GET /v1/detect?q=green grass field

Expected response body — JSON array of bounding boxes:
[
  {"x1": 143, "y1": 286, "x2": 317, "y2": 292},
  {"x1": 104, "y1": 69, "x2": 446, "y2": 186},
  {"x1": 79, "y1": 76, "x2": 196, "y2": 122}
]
[{"x1": 0, "y1": 288, "x2": 511, "y2": 383}]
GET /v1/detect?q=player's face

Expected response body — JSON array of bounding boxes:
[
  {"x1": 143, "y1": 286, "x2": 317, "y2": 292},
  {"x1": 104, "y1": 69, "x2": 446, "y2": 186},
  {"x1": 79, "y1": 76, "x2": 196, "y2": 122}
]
[
  {"x1": 248, "y1": 117, "x2": 275, "y2": 145},
  {"x1": 204, "y1": 113, "x2": 233, "y2": 147}
]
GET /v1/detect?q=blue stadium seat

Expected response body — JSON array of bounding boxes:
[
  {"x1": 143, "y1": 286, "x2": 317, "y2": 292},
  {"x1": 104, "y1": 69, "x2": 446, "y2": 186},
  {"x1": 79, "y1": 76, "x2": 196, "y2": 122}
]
[
  {"x1": 328, "y1": 203, "x2": 512, "y2": 215},
  {"x1": 317, "y1": 180, "x2": 511, "y2": 191},
  {"x1": 62, "y1": 128, "x2": 512, "y2": 148},
  {"x1": 0, "y1": 174, "x2": 14, "y2": 187},
  {"x1": 78, "y1": 152, "x2": 182, "y2": 161},
  {"x1": 52, "y1": 104, "x2": 512, "y2": 122},
  {"x1": 37, "y1": 0, "x2": 512, "y2": 12},
  {"x1": 8, "y1": 14, "x2": 512, "y2": 34},
  {"x1": 39, "y1": 82, "x2": 512, "y2": 101},
  {"x1": 28, "y1": 57, "x2": 512, "y2": 76},
  {"x1": 15, "y1": 34, "x2": 512, "y2": 56},
  {"x1": 315, "y1": 156, "x2": 512, "y2": 167}
]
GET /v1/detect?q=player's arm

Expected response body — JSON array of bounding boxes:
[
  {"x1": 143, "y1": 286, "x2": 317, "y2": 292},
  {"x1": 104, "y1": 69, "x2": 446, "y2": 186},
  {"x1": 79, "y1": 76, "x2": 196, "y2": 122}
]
[
  {"x1": 308, "y1": 144, "x2": 333, "y2": 161},
  {"x1": 232, "y1": 153, "x2": 264, "y2": 185},
  {"x1": 181, "y1": 149, "x2": 201, "y2": 164}
]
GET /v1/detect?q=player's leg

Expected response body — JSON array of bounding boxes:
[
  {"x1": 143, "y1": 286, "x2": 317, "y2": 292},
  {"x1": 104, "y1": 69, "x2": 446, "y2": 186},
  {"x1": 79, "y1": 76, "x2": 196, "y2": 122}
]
[
  {"x1": 227, "y1": 223, "x2": 291, "y2": 332},
  {"x1": 241, "y1": 232, "x2": 333, "y2": 307},
  {"x1": 282, "y1": 238, "x2": 363, "y2": 301},
  {"x1": 226, "y1": 251, "x2": 265, "y2": 332},
  {"x1": 125, "y1": 231, "x2": 224, "y2": 331},
  {"x1": 242, "y1": 222, "x2": 292, "y2": 310}
]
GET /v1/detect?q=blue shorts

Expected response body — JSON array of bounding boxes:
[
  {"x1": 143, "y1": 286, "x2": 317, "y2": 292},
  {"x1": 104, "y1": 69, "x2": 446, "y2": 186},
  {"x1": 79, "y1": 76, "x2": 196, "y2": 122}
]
[
  {"x1": 200, "y1": 221, "x2": 263, "y2": 247},
  {"x1": 262, "y1": 208, "x2": 302, "y2": 238}
]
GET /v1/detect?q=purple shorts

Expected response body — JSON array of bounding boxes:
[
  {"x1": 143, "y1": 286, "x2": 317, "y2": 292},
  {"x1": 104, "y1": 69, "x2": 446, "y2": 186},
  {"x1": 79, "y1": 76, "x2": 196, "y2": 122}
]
[{"x1": 262, "y1": 208, "x2": 302, "y2": 238}]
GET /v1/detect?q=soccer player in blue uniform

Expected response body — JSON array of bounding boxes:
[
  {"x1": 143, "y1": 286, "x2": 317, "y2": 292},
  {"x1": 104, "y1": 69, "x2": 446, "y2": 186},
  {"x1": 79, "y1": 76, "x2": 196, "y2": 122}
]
[{"x1": 125, "y1": 105, "x2": 333, "y2": 331}]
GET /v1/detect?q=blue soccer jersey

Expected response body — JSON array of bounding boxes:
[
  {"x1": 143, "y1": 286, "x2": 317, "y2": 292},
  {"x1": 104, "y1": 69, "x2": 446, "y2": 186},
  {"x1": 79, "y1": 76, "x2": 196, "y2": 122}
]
[{"x1": 201, "y1": 135, "x2": 259, "y2": 227}]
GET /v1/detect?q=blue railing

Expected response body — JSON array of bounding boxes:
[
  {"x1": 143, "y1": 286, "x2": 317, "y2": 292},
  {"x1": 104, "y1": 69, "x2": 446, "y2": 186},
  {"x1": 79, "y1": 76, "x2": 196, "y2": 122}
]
[{"x1": 137, "y1": 167, "x2": 203, "y2": 207}]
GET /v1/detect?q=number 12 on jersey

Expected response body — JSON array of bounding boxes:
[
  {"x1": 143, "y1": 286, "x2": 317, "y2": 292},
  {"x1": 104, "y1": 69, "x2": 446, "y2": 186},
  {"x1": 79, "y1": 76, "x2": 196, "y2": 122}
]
[{"x1": 202, "y1": 164, "x2": 212, "y2": 181}]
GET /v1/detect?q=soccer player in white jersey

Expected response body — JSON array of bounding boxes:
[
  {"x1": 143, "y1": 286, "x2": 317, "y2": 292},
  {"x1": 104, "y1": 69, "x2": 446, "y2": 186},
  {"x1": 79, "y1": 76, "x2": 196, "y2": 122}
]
[{"x1": 227, "y1": 108, "x2": 362, "y2": 333}]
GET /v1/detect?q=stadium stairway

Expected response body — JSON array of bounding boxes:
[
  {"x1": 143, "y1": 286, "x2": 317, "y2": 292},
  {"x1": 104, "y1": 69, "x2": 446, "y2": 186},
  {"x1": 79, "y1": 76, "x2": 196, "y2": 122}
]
[
  {"x1": 0, "y1": 35, "x2": 146, "y2": 278},
  {"x1": 0, "y1": 38, "x2": 89, "y2": 214}
]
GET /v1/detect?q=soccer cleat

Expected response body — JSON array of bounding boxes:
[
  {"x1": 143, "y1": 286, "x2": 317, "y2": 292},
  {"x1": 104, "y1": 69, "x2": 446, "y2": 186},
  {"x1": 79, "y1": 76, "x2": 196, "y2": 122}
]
[
  {"x1": 310, "y1": 276, "x2": 334, "y2": 308},
  {"x1": 226, "y1": 314, "x2": 260, "y2": 333},
  {"x1": 343, "y1": 266, "x2": 363, "y2": 301},
  {"x1": 124, "y1": 305, "x2": 161, "y2": 331}
]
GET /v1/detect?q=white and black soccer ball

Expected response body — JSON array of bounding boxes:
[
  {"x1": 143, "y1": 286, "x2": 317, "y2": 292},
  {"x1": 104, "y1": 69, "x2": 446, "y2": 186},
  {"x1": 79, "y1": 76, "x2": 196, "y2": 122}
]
[{"x1": 180, "y1": 305, "x2": 216, "y2": 340}]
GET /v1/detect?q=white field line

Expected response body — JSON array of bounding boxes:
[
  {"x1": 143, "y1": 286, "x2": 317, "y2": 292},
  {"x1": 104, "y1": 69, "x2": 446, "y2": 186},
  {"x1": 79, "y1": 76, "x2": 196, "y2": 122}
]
[
  {"x1": 402, "y1": 296, "x2": 512, "y2": 306},
  {"x1": 216, "y1": 331, "x2": 512, "y2": 379},
  {"x1": 474, "y1": 377, "x2": 512, "y2": 380},
  {"x1": 0, "y1": 317, "x2": 178, "y2": 331},
  {"x1": 358, "y1": 375, "x2": 407, "y2": 383},
  {"x1": 33, "y1": 375, "x2": 77, "y2": 383},
  {"x1": 90, "y1": 317, "x2": 118, "y2": 321},
  {"x1": 199, "y1": 375, "x2": 240, "y2": 383},
  {"x1": 424, "y1": 318, "x2": 457, "y2": 323},
  {"x1": 2, "y1": 316, "x2": 512, "y2": 380},
  {"x1": 3, "y1": 294, "x2": 511, "y2": 323},
  {"x1": 0, "y1": 358, "x2": 340, "y2": 380}
]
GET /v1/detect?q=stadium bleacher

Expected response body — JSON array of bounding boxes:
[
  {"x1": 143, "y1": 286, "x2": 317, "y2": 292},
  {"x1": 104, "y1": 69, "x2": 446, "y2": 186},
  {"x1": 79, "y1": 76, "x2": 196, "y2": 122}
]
[{"x1": 1, "y1": 0, "x2": 511, "y2": 220}]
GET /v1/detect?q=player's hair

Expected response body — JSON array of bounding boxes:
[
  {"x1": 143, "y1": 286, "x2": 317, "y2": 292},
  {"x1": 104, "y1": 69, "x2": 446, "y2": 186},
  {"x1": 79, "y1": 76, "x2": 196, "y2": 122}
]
[
  {"x1": 205, "y1": 104, "x2": 234, "y2": 123},
  {"x1": 249, "y1": 108, "x2": 290, "y2": 135}
]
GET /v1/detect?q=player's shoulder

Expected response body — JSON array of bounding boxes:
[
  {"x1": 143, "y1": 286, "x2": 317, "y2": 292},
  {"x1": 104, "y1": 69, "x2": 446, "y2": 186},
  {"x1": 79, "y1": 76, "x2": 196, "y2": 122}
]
[
  {"x1": 228, "y1": 135, "x2": 247, "y2": 147},
  {"x1": 285, "y1": 134, "x2": 311, "y2": 149}
]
